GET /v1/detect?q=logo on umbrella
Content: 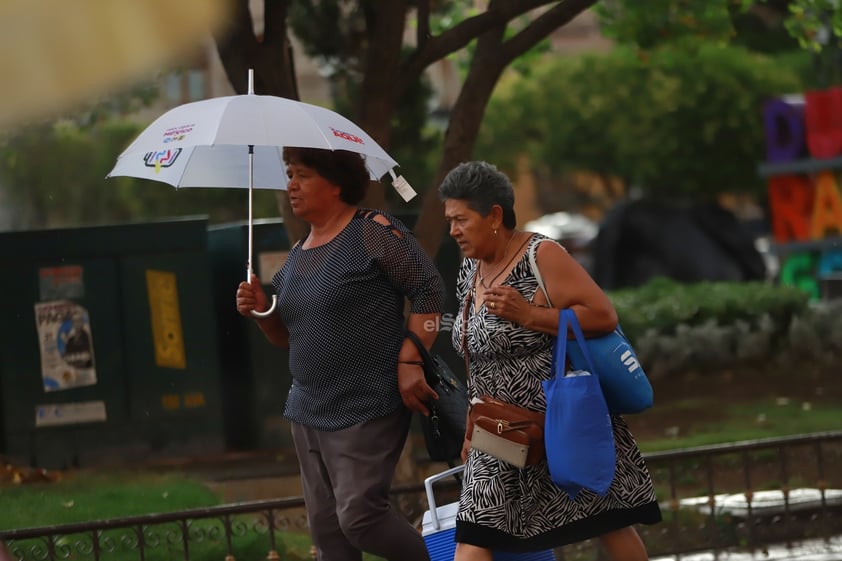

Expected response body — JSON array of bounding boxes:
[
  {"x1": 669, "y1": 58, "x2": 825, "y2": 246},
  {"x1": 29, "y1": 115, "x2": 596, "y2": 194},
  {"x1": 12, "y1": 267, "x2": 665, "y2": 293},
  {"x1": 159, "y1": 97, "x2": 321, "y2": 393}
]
[
  {"x1": 143, "y1": 149, "x2": 182, "y2": 173},
  {"x1": 330, "y1": 127, "x2": 364, "y2": 145},
  {"x1": 163, "y1": 124, "x2": 194, "y2": 139}
]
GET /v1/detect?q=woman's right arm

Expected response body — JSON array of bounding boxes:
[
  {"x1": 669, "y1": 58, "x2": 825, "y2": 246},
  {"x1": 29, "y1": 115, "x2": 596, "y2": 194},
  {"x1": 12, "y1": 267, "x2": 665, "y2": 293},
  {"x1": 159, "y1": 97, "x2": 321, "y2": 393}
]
[{"x1": 235, "y1": 275, "x2": 290, "y2": 348}]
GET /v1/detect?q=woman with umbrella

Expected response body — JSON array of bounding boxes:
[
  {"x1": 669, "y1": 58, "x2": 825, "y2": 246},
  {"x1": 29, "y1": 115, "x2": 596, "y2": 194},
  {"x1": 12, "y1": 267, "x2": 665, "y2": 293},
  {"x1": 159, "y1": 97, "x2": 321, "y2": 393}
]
[{"x1": 236, "y1": 147, "x2": 445, "y2": 561}]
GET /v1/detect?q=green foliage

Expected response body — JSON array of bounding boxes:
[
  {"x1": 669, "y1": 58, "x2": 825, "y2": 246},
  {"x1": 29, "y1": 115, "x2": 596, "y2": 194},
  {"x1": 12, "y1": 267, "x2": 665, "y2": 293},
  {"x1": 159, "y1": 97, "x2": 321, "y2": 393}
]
[
  {"x1": 0, "y1": 118, "x2": 279, "y2": 231},
  {"x1": 750, "y1": 0, "x2": 842, "y2": 85},
  {"x1": 731, "y1": 1, "x2": 801, "y2": 54},
  {"x1": 476, "y1": 43, "x2": 803, "y2": 199},
  {"x1": 594, "y1": 0, "x2": 842, "y2": 85},
  {"x1": 777, "y1": 0, "x2": 842, "y2": 52},
  {"x1": 1, "y1": 120, "x2": 138, "y2": 228},
  {"x1": 606, "y1": 278, "x2": 842, "y2": 379},
  {"x1": 595, "y1": 1, "x2": 806, "y2": 56},
  {"x1": 610, "y1": 277, "x2": 810, "y2": 340},
  {"x1": 595, "y1": 0, "x2": 739, "y2": 48},
  {"x1": 287, "y1": 1, "x2": 357, "y2": 64}
]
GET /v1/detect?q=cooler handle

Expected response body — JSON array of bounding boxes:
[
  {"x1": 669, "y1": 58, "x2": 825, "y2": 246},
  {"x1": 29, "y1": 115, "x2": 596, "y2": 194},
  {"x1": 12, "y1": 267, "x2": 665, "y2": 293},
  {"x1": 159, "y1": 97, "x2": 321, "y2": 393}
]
[{"x1": 424, "y1": 465, "x2": 465, "y2": 531}]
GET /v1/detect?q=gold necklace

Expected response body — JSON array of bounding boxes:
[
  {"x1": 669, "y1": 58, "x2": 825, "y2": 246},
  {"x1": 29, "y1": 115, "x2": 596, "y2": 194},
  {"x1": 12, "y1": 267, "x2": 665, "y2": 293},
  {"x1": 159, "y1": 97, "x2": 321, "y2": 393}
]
[{"x1": 478, "y1": 232, "x2": 517, "y2": 289}]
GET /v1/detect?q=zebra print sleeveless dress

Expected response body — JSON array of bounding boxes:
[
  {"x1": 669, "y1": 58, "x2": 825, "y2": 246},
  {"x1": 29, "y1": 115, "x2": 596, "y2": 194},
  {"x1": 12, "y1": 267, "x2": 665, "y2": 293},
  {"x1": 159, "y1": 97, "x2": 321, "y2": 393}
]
[{"x1": 452, "y1": 234, "x2": 661, "y2": 552}]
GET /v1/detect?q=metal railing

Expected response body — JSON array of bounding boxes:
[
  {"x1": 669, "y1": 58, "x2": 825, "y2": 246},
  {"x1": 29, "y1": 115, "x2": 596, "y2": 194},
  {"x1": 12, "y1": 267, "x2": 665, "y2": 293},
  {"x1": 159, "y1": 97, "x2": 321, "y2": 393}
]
[{"x1": 2, "y1": 431, "x2": 841, "y2": 561}]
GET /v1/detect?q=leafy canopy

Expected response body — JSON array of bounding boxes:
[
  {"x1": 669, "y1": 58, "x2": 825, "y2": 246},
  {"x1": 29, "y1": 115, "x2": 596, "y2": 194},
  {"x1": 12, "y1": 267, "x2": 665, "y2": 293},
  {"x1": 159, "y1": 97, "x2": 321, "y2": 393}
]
[{"x1": 476, "y1": 42, "x2": 803, "y2": 200}]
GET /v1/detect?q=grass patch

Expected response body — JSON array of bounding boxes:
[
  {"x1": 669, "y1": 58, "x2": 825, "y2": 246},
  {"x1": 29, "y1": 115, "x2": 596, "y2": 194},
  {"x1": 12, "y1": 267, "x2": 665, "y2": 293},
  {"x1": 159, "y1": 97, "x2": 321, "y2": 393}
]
[
  {"x1": 0, "y1": 471, "x2": 218, "y2": 531},
  {"x1": 0, "y1": 470, "x2": 391, "y2": 561},
  {"x1": 634, "y1": 397, "x2": 841, "y2": 452}
]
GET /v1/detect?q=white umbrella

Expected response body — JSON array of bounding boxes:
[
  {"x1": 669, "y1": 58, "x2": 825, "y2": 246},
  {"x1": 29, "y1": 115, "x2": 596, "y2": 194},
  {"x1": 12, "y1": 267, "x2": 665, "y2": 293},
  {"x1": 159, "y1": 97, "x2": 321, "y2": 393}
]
[{"x1": 108, "y1": 70, "x2": 408, "y2": 317}]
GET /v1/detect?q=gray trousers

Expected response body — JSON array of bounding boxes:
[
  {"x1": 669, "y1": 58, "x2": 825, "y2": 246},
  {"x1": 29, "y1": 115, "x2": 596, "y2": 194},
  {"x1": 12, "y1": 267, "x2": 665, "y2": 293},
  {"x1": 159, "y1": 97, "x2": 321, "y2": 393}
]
[{"x1": 291, "y1": 407, "x2": 430, "y2": 561}]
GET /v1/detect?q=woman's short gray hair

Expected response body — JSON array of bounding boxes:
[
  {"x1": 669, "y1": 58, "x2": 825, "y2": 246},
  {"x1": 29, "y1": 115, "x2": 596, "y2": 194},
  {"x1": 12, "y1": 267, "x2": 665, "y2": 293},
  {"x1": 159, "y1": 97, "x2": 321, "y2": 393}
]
[
  {"x1": 438, "y1": 161, "x2": 516, "y2": 228},
  {"x1": 439, "y1": 161, "x2": 517, "y2": 228}
]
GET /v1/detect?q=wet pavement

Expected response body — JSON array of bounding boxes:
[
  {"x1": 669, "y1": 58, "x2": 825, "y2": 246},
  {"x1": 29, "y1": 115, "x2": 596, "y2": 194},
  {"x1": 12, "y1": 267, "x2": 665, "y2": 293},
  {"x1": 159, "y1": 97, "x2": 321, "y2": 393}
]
[{"x1": 653, "y1": 537, "x2": 842, "y2": 560}]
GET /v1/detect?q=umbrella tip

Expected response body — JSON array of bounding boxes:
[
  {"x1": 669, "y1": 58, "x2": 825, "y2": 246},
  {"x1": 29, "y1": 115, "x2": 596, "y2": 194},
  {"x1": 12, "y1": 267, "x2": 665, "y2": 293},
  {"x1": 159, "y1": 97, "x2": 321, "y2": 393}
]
[{"x1": 248, "y1": 69, "x2": 254, "y2": 95}]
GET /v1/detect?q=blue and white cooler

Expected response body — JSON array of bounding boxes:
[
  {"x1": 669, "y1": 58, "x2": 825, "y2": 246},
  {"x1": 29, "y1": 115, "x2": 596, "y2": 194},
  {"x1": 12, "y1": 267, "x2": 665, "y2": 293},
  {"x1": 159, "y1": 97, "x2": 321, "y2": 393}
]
[{"x1": 421, "y1": 465, "x2": 556, "y2": 561}]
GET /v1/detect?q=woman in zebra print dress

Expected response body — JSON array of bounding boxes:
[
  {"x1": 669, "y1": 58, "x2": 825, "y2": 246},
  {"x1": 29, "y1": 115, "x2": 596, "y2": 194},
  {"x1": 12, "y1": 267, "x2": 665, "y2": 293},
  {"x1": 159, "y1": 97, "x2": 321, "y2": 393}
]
[{"x1": 439, "y1": 161, "x2": 661, "y2": 560}]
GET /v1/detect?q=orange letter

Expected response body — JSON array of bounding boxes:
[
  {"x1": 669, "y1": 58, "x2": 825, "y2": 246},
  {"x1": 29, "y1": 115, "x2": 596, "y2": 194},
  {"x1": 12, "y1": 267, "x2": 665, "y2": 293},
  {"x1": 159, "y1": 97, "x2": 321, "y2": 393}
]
[
  {"x1": 810, "y1": 172, "x2": 842, "y2": 239},
  {"x1": 768, "y1": 175, "x2": 813, "y2": 243}
]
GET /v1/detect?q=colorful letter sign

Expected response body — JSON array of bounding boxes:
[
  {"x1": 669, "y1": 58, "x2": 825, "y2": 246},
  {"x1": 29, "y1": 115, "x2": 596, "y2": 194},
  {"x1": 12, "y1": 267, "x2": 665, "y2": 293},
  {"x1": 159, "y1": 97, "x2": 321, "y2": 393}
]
[{"x1": 762, "y1": 89, "x2": 842, "y2": 299}]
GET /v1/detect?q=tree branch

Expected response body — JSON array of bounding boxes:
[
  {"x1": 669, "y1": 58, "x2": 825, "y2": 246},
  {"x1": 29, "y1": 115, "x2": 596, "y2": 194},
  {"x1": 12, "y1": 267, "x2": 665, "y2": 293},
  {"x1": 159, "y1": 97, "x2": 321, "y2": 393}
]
[
  {"x1": 397, "y1": 0, "x2": 552, "y2": 89},
  {"x1": 497, "y1": 0, "x2": 599, "y2": 64},
  {"x1": 264, "y1": 0, "x2": 289, "y2": 49},
  {"x1": 412, "y1": 0, "x2": 598, "y2": 257},
  {"x1": 213, "y1": 0, "x2": 259, "y2": 94},
  {"x1": 417, "y1": 0, "x2": 431, "y2": 49}
]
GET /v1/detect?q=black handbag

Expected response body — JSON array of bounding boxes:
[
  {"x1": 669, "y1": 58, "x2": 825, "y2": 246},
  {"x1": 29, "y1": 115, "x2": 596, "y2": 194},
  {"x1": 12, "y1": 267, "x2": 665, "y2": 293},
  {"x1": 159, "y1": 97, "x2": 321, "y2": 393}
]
[{"x1": 405, "y1": 331, "x2": 469, "y2": 463}]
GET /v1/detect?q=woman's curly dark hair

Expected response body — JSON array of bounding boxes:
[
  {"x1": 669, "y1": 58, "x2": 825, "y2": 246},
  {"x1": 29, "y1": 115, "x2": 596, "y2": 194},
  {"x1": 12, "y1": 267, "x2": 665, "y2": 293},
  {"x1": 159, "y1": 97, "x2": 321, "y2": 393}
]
[{"x1": 282, "y1": 147, "x2": 370, "y2": 205}]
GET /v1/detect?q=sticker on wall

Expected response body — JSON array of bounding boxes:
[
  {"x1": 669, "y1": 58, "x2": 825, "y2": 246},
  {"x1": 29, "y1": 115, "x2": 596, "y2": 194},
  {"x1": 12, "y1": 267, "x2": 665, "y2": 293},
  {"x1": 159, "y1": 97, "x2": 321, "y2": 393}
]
[
  {"x1": 35, "y1": 400, "x2": 107, "y2": 427},
  {"x1": 34, "y1": 300, "x2": 97, "y2": 391},
  {"x1": 38, "y1": 265, "x2": 84, "y2": 300},
  {"x1": 146, "y1": 269, "x2": 186, "y2": 369}
]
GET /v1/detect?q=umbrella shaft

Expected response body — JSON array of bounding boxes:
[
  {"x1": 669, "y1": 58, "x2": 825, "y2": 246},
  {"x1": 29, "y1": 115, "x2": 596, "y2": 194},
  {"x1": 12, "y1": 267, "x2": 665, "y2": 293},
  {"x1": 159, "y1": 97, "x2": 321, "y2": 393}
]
[{"x1": 247, "y1": 144, "x2": 254, "y2": 282}]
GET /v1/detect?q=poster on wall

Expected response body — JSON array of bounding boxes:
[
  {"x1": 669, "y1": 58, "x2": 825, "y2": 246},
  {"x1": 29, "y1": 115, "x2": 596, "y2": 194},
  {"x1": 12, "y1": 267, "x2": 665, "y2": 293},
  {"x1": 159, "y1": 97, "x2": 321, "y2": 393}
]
[{"x1": 34, "y1": 300, "x2": 97, "y2": 391}]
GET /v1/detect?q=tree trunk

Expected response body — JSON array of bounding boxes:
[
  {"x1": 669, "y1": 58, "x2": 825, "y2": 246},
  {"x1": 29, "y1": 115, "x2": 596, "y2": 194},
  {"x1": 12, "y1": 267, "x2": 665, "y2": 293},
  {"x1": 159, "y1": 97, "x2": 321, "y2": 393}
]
[
  {"x1": 356, "y1": 1, "x2": 409, "y2": 211},
  {"x1": 214, "y1": 0, "x2": 307, "y2": 244},
  {"x1": 414, "y1": 27, "x2": 508, "y2": 258},
  {"x1": 414, "y1": 0, "x2": 599, "y2": 257}
]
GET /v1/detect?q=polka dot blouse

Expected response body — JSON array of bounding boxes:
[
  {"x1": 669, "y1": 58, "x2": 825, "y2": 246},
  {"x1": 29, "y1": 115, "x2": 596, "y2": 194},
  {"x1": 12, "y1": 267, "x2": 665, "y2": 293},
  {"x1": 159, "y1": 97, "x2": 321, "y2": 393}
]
[{"x1": 272, "y1": 209, "x2": 446, "y2": 431}]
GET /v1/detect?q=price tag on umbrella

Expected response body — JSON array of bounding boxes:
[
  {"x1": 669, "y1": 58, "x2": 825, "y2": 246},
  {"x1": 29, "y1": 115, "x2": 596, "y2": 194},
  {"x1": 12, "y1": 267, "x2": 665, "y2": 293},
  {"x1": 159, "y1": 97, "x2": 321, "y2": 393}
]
[{"x1": 390, "y1": 171, "x2": 417, "y2": 202}]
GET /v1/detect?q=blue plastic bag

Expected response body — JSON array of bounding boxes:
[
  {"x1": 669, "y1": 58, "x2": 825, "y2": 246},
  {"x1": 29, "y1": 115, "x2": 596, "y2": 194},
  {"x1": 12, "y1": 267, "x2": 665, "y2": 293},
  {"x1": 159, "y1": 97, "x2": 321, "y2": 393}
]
[
  {"x1": 528, "y1": 239, "x2": 652, "y2": 414},
  {"x1": 566, "y1": 325, "x2": 653, "y2": 414},
  {"x1": 543, "y1": 309, "x2": 616, "y2": 498}
]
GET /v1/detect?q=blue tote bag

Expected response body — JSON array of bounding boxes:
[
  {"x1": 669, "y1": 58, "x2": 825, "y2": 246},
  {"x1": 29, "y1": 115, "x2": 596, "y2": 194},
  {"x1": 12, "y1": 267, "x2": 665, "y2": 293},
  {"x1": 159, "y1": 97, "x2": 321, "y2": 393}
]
[
  {"x1": 542, "y1": 309, "x2": 616, "y2": 498},
  {"x1": 565, "y1": 324, "x2": 653, "y2": 414},
  {"x1": 529, "y1": 240, "x2": 653, "y2": 414}
]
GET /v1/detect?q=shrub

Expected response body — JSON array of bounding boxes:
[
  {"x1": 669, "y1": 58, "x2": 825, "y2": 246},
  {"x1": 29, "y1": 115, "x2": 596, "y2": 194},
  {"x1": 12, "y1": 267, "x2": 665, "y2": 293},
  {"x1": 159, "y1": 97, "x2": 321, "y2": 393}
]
[{"x1": 609, "y1": 278, "x2": 829, "y2": 378}]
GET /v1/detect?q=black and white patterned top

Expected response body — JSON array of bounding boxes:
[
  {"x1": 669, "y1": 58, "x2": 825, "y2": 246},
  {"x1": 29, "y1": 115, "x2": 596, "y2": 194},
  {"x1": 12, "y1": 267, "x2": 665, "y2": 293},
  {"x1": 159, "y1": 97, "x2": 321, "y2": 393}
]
[
  {"x1": 272, "y1": 209, "x2": 445, "y2": 431},
  {"x1": 451, "y1": 233, "x2": 661, "y2": 551}
]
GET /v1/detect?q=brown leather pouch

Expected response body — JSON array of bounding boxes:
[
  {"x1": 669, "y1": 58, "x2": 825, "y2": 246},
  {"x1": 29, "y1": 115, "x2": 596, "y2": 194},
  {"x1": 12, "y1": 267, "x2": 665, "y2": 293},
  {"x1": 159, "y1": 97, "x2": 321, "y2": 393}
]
[{"x1": 468, "y1": 395, "x2": 545, "y2": 466}]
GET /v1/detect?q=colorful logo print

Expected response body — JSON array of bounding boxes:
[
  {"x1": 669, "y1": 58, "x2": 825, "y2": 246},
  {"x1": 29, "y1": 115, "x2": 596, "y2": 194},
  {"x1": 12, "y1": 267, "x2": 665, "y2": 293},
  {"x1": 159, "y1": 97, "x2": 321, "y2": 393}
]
[
  {"x1": 144, "y1": 149, "x2": 182, "y2": 173},
  {"x1": 163, "y1": 124, "x2": 194, "y2": 141},
  {"x1": 330, "y1": 127, "x2": 364, "y2": 145}
]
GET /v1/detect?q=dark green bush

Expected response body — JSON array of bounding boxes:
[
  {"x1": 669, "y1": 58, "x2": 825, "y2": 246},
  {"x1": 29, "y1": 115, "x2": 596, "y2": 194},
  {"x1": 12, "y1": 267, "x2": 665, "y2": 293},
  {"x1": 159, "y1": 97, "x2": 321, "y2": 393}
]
[
  {"x1": 611, "y1": 277, "x2": 810, "y2": 342},
  {"x1": 608, "y1": 278, "x2": 825, "y2": 378}
]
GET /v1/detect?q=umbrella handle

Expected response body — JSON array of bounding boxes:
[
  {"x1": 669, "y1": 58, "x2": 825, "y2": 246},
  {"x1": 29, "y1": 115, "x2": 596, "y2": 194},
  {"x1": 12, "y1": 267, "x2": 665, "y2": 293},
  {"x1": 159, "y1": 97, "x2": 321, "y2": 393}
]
[
  {"x1": 246, "y1": 268, "x2": 278, "y2": 318},
  {"x1": 250, "y1": 295, "x2": 278, "y2": 318}
]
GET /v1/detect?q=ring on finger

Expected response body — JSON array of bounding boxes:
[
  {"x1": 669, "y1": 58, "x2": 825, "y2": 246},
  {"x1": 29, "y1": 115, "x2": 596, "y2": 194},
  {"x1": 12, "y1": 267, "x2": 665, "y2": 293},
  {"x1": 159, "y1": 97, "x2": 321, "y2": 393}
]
[{"x1": 489, "y1": 301, "x2": 496, "y2": 309}]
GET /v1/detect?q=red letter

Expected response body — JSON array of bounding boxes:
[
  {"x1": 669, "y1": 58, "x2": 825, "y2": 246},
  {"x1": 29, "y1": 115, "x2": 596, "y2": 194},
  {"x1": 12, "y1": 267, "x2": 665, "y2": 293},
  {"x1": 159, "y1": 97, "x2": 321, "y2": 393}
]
[
  {"x1": 804, "y1": 88, "x2": 842, "y2": 159},
  {"x1": 768, "y1": 175, "x2": 813, "y2": 243}
]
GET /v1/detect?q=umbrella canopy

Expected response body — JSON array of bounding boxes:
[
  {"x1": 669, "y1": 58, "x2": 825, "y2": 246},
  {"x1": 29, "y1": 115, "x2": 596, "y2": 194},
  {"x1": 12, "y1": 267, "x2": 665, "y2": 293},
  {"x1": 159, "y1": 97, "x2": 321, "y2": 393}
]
[
  {"x1": 107, "y1": 71, "x2": 405, "y2": 317},
  {"x1": 107, "y1": 94, "x2": 399, "y2": 189}
]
